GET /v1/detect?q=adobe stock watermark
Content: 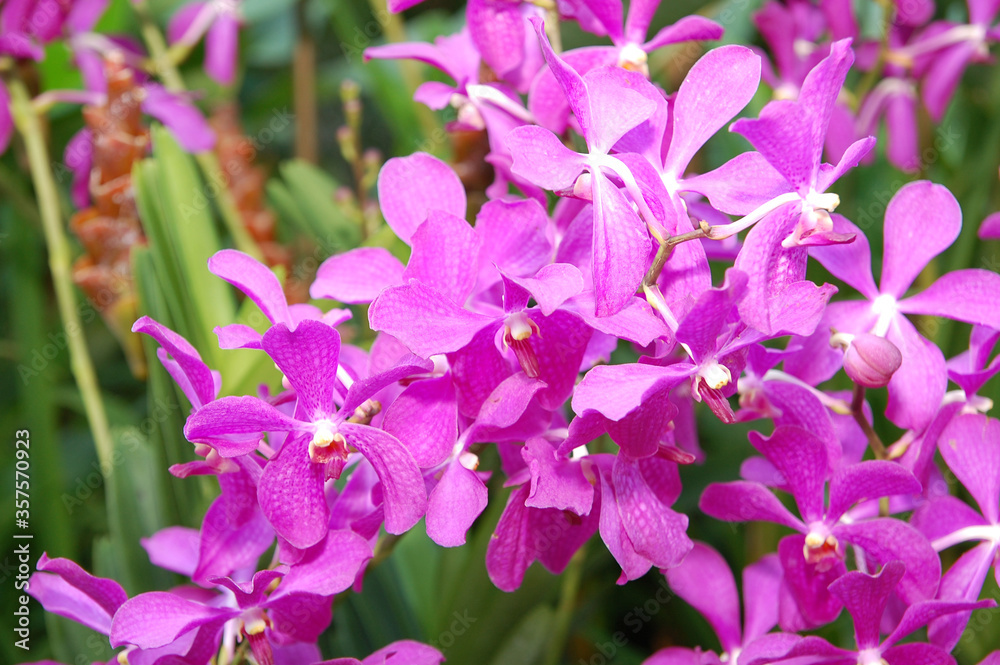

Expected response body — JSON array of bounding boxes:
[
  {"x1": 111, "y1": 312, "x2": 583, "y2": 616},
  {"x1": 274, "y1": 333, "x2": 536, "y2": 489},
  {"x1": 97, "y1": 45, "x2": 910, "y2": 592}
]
[
  {"x1": 178, "y1": 107, "x2": 294, "y2": 221},
  {"x1": 579, "y1": 576, "x2": 676, "y2": 665},
  {"x1": 60, "y1": 397, "x2": 182, "y2": 514},
  {"x1": 16, "y1": 266, "x2": 132, "y2": 386}
]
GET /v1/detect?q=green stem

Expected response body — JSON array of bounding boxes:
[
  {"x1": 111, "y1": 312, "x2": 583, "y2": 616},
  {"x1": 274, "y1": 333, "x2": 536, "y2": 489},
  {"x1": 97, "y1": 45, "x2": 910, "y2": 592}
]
[
  {"x1": 132, "y1": 0, "x2": 264, "y2": 262},
  {"x1": 543, "y1": 546, "x2": 586, "y2": 665},
  {"x1": 366, "y1": 0, "x2": 439, "y2": 142},
  {"x1": 8, "y1": 77, "x2": 115, "y2": 473}
]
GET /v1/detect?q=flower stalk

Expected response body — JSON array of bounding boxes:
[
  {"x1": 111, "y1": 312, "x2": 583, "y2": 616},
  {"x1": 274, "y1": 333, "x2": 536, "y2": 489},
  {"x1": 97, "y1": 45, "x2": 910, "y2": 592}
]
[{"x1": 8, "y1": 76, "x2": 115, "y2": 472}]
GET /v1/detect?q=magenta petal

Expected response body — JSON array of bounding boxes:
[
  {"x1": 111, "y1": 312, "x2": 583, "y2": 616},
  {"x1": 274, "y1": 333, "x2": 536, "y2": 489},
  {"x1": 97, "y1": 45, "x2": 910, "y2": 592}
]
[
  {"x1": 732, "y1": 40, "x2": 855, "y2": 193},
  {"x1": 311, "y1": 248, "x2": 405, "y2": 304},
  {"x1": 591, "y1": 171, "x2": 650, "y2": 316},
  {"x1": 467, "y1": 0, "x2": 525, "y2": 76},
  {"x1": 685, "y1": 151, "x2": 790, "y2": 216},
  {"x1": 880, "y1": 181, "x2": 962, "y2": 298},
  {"x1": 921, "y1": 41, "x2": 976, "y2": 122},
  {"x1": 369, "y1": 280, "x2": 494, "y2": 357},
  {"x1": 486, "y1": 485, "x2": 535, "y2": 591},
  {"x1": 699, "y1": 481, "x2": 806, "y2": 531},
  {"x1": 899, "y1": 269, "x2": 1000, "y2": 329},
  {"x1": 167, "y1": 2, "x2": 206, "y2": 44},
  {"x1": 502, "y1": 264, "x2": 585, "y2": 316},
  {"x1": 279, "y1": 529, "x2": 373, "y2": 596},
  {"x1": 194, "y1": 470, "x2": 273, "y2": 584},
  {"x1": 664, "y1": 45, "x2": 761, "y2": 177},
  {"x1": 777, "y1": 535, "x2": 845, "y2": 629},
  {"x1": 826, "y1": 460, "x2": 921, "y2": 524},
  {"x1": 262, "y1": 320, "x2": 340, "y2": 419},
  {"x1": 642, "y1": 14, "x2": 724, "y2": 51},
  {"x1": 110, "y1": 592, "x2": 231, "y2": 649},
  {"x1": 596, "y1": 463, "x2": 653, "y2": 582},
  {"x1": 383, "y1": 376, "x2": 458, "y2": 468},
  {"x1": 828, "y1": 560, "x2": 904, "y2": 650},
  {"x1": 258, "y1": 435, "x2": 330, "y2": 549},
  {"x1": 142, "y1": 84, "x2": 216, "y2": 152},
  {"x1": 613, "y1": 456, "x2": 692, "y2": 569},
  {"x1": 572, "y1": 362, "x2": 691, "y2": 421},
  {"x1": 742, "y1": 554, "x2": 783, "y2": 642},
  {"x1": 809, "y1": 214, "x2": 879, "y2": 300},
  {"x1": 606, "y1": 388, "x2": 676, "y2": 460},
  {"x1": 133, "y1": 316, "x2": 217, "y2": 409},
  {"x1": 476, "y1": 198, "x2": 552, "y2": 281},
  {"x1": 209, "y1": 249, "x2": 291, "y2": 326},
  {"x1": 567, "y1": 293, "x2": 671, "y2": 346},
  {"x1": 911, "y1": 495, "x2": 990, "y2": 543},
  {"x1": 882, "y1": 643, "x2": 957, "y2": 665},
  {"x1": 377, "y1": 153, "x2": 467, "y2": 244},
  {"x1": 886, "y1": 596, "x2": 998, "y2": 650},
  {"x1": 748, "y1": 426, "x2": 828, "y2": 523},
  {"x1": 522, "y1": 438, "x2": 593, "y2": 515},
  {"x1": 885, "y1": 317, "x2": 947, "y2": 431},
  {"x1": 361, "y1": 640, "x2": 444, "y2": 665},
  {"x1": 664, "y1": 542, "x2": 743, "y2": 653},
  {"x1": 205, "y1": 11, "x2": 238, "y2": 85},
  {"x1": 342, "y1": 423, "x2": 427, "y2": 534},
  {"x1": 927, "y1": 542, "x2": 999, "y2": 650},
  {"x1": 506, "y1": 125, "x2": 587, "y2": 190},
  {"x1": 184, "y1": 396, "x2": 302, "y2": 456},
  {"x1": 528, "y1": 16, "x2": 594, "y2": 136},
  {"x1": 403, "y1": 210, "x2": 481, "y2": 304},
  {"x1": 426, "y1": 458, "x2": 488, "y2": 547},
  {"x1": 937, "y1": 414, "x2": 1000, "y2": 523},
  {"x1": 834, "y1": 518, "x2": 941, "y2": 604},
  {"x1": 342, "y1": 354, "x2": 432, "y2": 415},
  {"x1": 581, "y1": 66, "x2": 657, "y2": 153},
  {"x1": 28, "y1": 555, "x2": 128, "y2": 636},
  {"x1": 527, "y1": 310, "x2": 592, "y2": 410},
  {"x1": 979, "y1": 212, "x2": 1000, "y2": 240},
  {"x1": 214, "y1": 323, "x2": 262, "y2": 350},
  {"x1": 142, "y1": 527, "x2": 200, "y2": 577}
]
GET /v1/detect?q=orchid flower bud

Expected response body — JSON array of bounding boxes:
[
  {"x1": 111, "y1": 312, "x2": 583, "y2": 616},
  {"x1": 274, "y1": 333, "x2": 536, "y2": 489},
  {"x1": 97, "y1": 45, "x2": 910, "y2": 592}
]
[{"x1": 840, "y1": 333, "x2": 903, "y2": 388}]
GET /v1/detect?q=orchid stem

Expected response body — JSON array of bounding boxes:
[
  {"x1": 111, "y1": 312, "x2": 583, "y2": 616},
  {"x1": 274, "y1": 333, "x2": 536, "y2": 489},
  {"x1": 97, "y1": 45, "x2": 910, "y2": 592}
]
[
  {"x1": 543, "y1": 545, "x2": 586, "y2": 665},
  {"x1": 851, "y1": 384, "x2": 888, "y2": 461},
  {"x1": 366, "y1": 0, "x2": 439, "y2": 142},
  {"x1": 132, "y1": 0, "x2": 264, "y2": 262},
  {"x1": 850, "y1": 384, "x2": 891, "y2": 516},
  {"x1": 9, "y1": 77, "x2": 115, "y2": 473},
  {"x1": 643, "y1": 221, "x2": 710, "y2": 287}
]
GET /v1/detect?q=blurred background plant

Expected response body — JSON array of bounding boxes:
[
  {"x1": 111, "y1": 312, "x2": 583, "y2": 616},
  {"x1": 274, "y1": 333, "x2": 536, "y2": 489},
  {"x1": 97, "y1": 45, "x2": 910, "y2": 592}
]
[{"x1": 1, "y1": 0, "x2": 999, "y2": 663}]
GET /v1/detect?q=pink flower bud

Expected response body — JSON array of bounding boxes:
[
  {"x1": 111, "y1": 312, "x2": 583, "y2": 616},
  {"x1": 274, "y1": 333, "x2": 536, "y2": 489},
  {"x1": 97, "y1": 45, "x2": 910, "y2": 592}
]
[{"x1": 844, "y1": 333, "x2": 902, "y2": 388}]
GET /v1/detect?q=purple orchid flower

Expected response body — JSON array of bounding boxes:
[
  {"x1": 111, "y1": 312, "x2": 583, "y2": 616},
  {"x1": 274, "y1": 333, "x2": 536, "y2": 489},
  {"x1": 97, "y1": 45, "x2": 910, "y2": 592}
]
[
  {"x1": 110, "y1": 566, "x2": 332, "y2": 664},
  {"x1": 700, "y1": 425, "x2": 937, "y2": 629},
  {"x1": 911, "y1": 414, "x2": 1000, "y2": 650},
  {"x1": 528, "y1": 3, "x2": 722, "y2": 134},
  {"x1": 507, "y1": 18, "x2": 670, "y2": 316},
  {"x1": 208, "y1": 249, "x2": 350, "y2": 349},
  {"x1": 693, "y1": 39, "x2": 874, "y2": 335},
  {"x1": 789, "y1": 181, "x2": 1000, "y2": 431},
  {"x1": 0, "y1": 0, "x2": 108, "y2": 60},
  {"x1": 899, "y1": 0, "x2": 1000, "y2": 121},
  {"x1": 649, "y1": 542, "x2": 788, "y2": 665},
  {"x1": 749, "y1": 561, "x2": 995, "y2": 665},
  {"x1": 365, "y1": 30, "x2": 542, "y2": 199},
  {"x1": 184, "y1": 319, "x2": 430, "y2": 548},
  {"x1": 572, "y1": 270, "x2": 782, "y2": 426},
  {"x1": 168, "y1": 0, "x2": 242, "y2": 85},
  {"x1": 318, "y1": 640, "x2": 444, "y2": 665}
]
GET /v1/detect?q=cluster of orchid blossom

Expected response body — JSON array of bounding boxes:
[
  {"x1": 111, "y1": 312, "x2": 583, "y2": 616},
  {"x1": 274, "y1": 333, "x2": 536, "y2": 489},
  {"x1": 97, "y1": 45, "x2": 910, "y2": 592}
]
[{"x1": 9, "y1": 0, "x2": 1000, "y2": 663}]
